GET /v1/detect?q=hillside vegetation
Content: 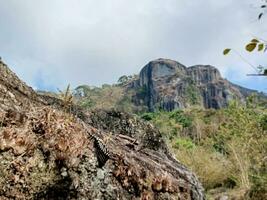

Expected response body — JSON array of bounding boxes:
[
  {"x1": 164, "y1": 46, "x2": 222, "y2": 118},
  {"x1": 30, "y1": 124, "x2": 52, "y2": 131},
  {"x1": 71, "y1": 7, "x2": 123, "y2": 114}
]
[
  {"x1": 74, "y1": 84, "x2": 142, "y2": 113},
  {"x1": 141, "y1": 99, "x2": 267, "y2": 199},
  {"x1": 73, "y1": 83, "x2": 267, "y2": 199}
]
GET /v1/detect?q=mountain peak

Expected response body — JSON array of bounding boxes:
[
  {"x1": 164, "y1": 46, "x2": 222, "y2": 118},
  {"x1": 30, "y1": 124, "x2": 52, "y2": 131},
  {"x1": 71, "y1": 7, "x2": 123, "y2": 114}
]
[
  {"x1": 187, "y1": 64, "x2": 222, "y2": 84},
  {"x1": 130, "y1": 58, "x2": 262, "y2": 111},
  {"x1": 150, "y1": 58, "x2": 187, "y2": 67},
  {"x1": 139, "y1": 59, "x2": 187, "y2": 87}
]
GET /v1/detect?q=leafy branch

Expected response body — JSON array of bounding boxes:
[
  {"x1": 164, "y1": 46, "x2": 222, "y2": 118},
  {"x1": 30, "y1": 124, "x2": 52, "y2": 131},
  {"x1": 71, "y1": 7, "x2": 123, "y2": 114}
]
[
  {"x1": 224, "y1": 39, "x2": 267, "y2": 76},
  {"x1": 223, "y1": 1, "x2": 267, "y2": 76}
]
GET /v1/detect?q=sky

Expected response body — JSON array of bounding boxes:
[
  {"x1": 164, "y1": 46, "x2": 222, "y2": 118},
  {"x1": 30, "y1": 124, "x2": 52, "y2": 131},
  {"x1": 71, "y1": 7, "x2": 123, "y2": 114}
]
[{"x1": 0, "y1": 0, "x2": 266, "y2": 92}]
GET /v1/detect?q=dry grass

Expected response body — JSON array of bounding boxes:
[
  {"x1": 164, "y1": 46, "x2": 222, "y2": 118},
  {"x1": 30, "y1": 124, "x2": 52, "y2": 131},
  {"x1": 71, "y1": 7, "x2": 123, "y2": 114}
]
[
  {"x1": 58, "y1": 84, "x2": 74, "y2": 112},
  {"x1": 227, "y1": 141, "x2": 250, "y2": 191},
  {"x1": 174, "y1": 146, "x2": 233, "y2": 190},
  {"x1": 0, "y1": 106, "x2": 97, "y2": 199},
  {"x1": 0, "y1": 107, "x2": 90, "y2": 168}
]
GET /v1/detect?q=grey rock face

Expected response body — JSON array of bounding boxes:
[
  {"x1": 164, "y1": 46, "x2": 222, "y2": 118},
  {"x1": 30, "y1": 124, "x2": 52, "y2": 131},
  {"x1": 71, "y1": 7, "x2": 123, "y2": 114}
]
[
  {"x1": 130, "y1": 59, "x2": 259, "y2": 111},
  {"x1": 139, "y1": 58, "x2": 187, "y2": 86},
  {"x1": 187, "y1": 65, "x2": 221, "y2": 84}
]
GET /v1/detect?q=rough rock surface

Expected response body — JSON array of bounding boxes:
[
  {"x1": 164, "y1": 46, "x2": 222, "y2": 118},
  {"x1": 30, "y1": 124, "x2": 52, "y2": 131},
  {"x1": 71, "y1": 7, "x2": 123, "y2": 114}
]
[
  {"x1": 87, "y1": 109, "x2": 169, "y2": 153},
  {"x1": 0, "y1": 60, "x2": 205, "y2": 199},
  {"x1": 0, "y1": 61, "x2": 45, "y2": 112},
  {"x1": 129, "y1": 58, "x2": 261, "y2": 111}
]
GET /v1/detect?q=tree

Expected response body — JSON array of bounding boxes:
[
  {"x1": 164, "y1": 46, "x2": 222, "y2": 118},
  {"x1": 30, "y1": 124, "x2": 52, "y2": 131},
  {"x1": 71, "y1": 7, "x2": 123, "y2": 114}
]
[{"x1": 117, "y1": 75, "x2": 129, "y2": 85}]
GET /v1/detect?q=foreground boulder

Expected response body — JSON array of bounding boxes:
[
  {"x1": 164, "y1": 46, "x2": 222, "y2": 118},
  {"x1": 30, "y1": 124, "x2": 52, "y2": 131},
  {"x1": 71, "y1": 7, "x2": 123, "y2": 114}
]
[{"x1": 0, "y1": 60, "x2": 205, "y2": 199}]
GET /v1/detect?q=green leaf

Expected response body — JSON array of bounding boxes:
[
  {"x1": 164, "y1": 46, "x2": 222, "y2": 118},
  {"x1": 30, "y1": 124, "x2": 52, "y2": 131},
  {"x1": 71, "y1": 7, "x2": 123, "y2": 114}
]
[
  {"x1": 245, "y1": 43, "x2": 257, "y2": 52},
  {"x1": 251, "y1": 39, "x2": 259, "y2": 43},
  {"x1": 223, "y1": 48, "x2": 231, "y2": 55},
  {"x1": 258, "y1": 43, "x2": 265, "y2": 51}
]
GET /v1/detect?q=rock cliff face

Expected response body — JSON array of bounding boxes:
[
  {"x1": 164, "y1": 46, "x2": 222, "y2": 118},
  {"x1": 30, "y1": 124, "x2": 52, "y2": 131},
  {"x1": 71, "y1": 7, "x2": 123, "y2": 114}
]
[
  {"x1": 0, "y1": 60, "x2": 205, "y2": 200},
  {"x1": 129, "y1": 58, "x2": 259, "y2": 111}
]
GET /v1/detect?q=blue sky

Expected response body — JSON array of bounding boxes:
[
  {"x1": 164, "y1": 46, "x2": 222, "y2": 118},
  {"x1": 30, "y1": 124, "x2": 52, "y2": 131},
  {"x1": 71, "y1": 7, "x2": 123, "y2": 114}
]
[{"x1": 0, "y1": 0, "x2": 266, "y2": 92}]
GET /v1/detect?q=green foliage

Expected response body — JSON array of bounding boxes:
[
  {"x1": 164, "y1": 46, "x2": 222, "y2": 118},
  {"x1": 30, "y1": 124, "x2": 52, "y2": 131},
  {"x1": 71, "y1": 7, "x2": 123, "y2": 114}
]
[
  {"x1": 117, "y1": 75, "x2": 129, "y2": 85},
  {"x1": 249, "y1": 173, "x2": 267, "y2": 200},
  {"x1": 260, "y1": 113, "x2": 267, "y2": 130},
  {"x1": 141, "y1": 112, "x2": 156, "y2": 121},
  {"x1": 80, "y1": 99, "x2": 95, "y2": 109},
  {"x1": 140, "y1": 110, "x2": 193, "y2": 141},
  {"x1": 117, "y1": 75, "x2": 138, "y2": 85},
  {"x1": 173, "y1": 138, "x2": 196, "y2": 150},
  {"x1": 244, "y1": 39, "x2": 266, "y2": 53},
  {"x1": 136, "y1": 85, "x2": 148, "y2": 97},
  {"x1": 169, "y1": 110, "x2": 192, "y2": 128},
  {"x1": 185, "y1": 84, "x2": 200, "y2": 105},
  {"x1": 258, "y1": 43, "x2": 264, "y2": 51},
  {"x1": 223, "y1": 48, "x2": 231, "y2": 55},
  {"x1": 245, "y1": 42, "x2": 257, "y2": 52}
]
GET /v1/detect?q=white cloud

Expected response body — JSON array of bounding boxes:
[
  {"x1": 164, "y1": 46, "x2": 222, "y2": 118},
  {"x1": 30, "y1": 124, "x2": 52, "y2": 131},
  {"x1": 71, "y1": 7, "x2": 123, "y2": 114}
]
[{"x1": 0, "y1": 0, "x2": 266, "y2": 91}]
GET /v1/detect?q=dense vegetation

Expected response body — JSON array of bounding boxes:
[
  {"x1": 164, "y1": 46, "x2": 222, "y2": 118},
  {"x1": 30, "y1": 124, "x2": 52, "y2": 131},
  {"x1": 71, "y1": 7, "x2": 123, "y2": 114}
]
[{"x1": 141, "y1": 99, "x2": 267, "y2": 199}]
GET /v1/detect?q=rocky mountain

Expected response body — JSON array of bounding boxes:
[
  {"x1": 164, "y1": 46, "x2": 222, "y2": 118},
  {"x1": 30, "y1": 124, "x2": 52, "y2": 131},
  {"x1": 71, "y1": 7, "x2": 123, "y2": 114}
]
[
  {"x1": 0, "y1": 60, "x2": 205, "y2": 199},
  {"x1": 128, "y1": 58, "x2": 263, "y2": 111}
]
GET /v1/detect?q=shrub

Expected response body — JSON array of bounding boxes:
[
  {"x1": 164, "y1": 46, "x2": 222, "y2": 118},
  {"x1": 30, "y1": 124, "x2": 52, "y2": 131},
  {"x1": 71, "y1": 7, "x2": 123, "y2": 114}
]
[
  {"x1": 186, "y1": 84, "x2": 200, "y2": 105},
  {"x1": 169, "y1": 110, "x2": 192, "y2": 128},
  {"x1": 141, "y1": 112, "x2": 156, "y2": 121},
  {"x1": 136, "y1": 85, "x2": 148, "y2": 99},
  {"x1": 248, "y1": 173, "x2": 267, "y2": 200},
  {"x1": 259, "y1": 113, "x2": 267, "y2": 130},
  {"x1": 173, "y1": 138, "x2": 196, "y2": 150},
  {"x1": 174, "y1": 147, "x2": 233, "y2": 190}
]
